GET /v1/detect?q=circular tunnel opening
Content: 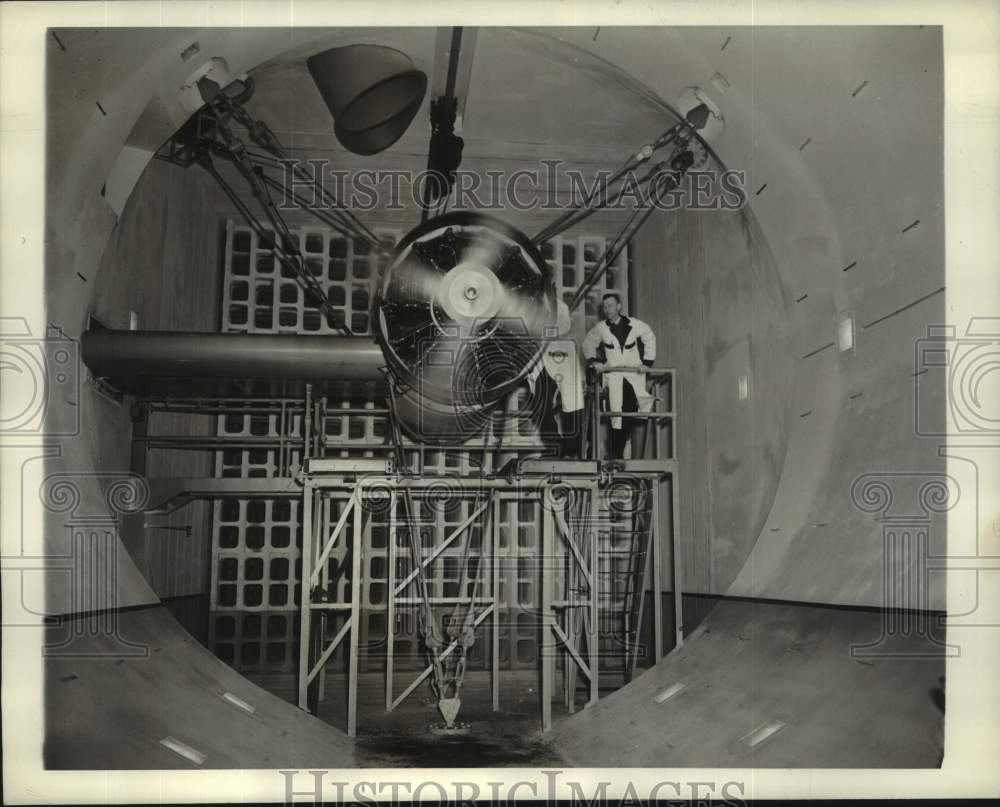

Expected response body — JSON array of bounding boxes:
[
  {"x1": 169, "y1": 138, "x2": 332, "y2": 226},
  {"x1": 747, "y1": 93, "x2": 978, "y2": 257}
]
[{"x1": 44, "y1": 23, "x2": 947, "y2": 772}]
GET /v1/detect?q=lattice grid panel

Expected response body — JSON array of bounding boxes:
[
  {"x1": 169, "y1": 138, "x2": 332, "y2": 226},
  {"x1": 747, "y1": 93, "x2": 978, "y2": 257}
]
[{"x1": 210, "y1": 221, "x2": 629, "y2": 675}]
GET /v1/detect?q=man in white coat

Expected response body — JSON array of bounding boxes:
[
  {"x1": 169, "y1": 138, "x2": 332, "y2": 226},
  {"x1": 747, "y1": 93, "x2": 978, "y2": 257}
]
[
  {"x1": 526, "y1": 300, "x2": 585, "y2": 457},
  {"x1": 583, "y1": 292, "x2": 657, "y2": 459}
]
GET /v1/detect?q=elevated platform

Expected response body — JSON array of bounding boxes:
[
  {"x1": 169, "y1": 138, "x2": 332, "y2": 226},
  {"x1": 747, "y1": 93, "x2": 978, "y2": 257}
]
[
  {"x1": 304, "y1": 456, "x2": 677, "y2": 479},
  {"x1": 145, "y1": 476, "x2": 302, "y2": 515},
  {"x1": 144, "y1": 458, "x2": 678, "y2": 515}
]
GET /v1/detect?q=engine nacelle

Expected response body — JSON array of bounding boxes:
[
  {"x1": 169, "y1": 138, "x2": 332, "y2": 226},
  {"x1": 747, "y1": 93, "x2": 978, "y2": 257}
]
[{"x1": 374, "y1": 212, "x2": 557, "y2": 442}]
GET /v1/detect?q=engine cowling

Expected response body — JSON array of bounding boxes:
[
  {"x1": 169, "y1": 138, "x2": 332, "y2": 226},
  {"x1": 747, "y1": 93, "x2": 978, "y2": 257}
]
[{"x1": 374, "y1": 212, "x2": 557, "y2": 442}]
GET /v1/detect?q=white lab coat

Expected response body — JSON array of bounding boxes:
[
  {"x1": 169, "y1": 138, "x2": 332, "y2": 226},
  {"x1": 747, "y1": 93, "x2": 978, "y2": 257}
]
[
  {"x1": 583, "y1": 316, "x2": 656, "y2": 428},
  {"x1": 526, "y1": 337, "x2": 585, "y2": 413}
]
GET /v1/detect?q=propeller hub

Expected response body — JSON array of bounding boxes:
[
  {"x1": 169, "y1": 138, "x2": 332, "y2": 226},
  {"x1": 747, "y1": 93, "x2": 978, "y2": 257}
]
[{"x1": 438, "y1": 261, "x2": 502, "y2": 325}]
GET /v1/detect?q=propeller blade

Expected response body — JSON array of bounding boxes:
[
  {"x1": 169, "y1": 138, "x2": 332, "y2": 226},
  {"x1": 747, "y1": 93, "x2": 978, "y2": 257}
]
[
  {"x1": 494, "y1": 287, "x2": 553, "y2": 337},
  {"x1": 463, "y1": 228, "x2": 506, "y2": 271},
  {"x1": 385, "y1": 256, "x2": 448, "y2": 305}
]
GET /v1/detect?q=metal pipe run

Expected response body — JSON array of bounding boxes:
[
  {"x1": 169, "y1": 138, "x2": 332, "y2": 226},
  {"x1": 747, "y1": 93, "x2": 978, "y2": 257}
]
[{"x1": 82, "y1": 330, "x2": 387, "y2": 384}]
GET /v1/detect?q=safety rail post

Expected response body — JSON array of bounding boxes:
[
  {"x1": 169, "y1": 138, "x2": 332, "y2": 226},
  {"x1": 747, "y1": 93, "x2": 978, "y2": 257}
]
[
  {"x1": 296, "y1": 479, "x2": 314, "y2": 710},
  {"x1": 347, "y1": 486, "x2": 364, "y2": 737},
  {"x1": 386, "y1": 488, "x2": 398, "y2": 711},
  {"x1": 587, "y1": 481, "x2": 600, "y2": 706},
  {"x1": 671, "y1": 470, "x2": 683, "y2": 648},
  {"x1": 491, "y1": 494, "x2": 501, "y2": 712},
  {"x1": 541, "y1": 502, "x2": 554, "y2": 731},
  {"x1": 316, "y1": 493, "x2": 328, "y2": 704},
  {"x1": 652, "y1": 481, "x2": 664, "y2": 662}
]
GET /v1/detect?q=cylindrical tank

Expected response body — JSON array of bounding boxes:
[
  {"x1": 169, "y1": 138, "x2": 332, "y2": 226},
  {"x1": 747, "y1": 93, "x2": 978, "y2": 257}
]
[
  {"x1": 80, "y1": 330, "x2": 387, "y2": 398},
  {"x1": 81, "y1": 330, "x2": 386, "y2": 381}
]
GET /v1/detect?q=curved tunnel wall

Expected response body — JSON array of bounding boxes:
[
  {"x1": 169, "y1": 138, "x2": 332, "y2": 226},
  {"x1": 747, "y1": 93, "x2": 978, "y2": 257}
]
[
  {"x1": 44, "y1": 27, "x2": 419, "y2": 615},
  {"x1": 633, "y1": 202, "x2": 795, "y2": 597},
  {"x1": 43, "y1": 25, "x2": 667, "y2": 617},
  {"x1": 46, "y1": 23, "x2": 945, "y2": 623},
  {"x1": 39, "y1": 27, "x2": 413, "y2": 768},
  {"x1": 33, "y1": 21, "x2": 952, "y2": 772},
  {"x1": 578, "y1": 25, "x2": 947, "y2": 608}
]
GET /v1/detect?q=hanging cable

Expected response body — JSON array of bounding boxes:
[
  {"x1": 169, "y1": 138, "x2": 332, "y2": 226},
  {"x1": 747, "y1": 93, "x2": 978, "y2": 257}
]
[
  {"x1": 531, "y1": 103, "x2": 712, "y2": 246},
  {"x1": 382, "y1": 373, "x2": 449, "y2": 705}
]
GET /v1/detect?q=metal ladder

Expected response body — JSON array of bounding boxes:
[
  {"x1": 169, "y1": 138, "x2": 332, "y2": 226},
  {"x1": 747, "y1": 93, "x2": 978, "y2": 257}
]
[{"x1": 597, "y1": 479, "x2": 655, "y2": 683}]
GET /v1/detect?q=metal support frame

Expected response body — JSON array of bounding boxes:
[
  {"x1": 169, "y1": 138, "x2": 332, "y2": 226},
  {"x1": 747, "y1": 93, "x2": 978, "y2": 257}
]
[
  {"x1": 541, "y1": 503, "x2": 554, "y2": 731},
  {"x1": 541, "y1": 481, "x2": 601, "y2": 729},
  {"x1": 491, "y1": 495, "x2": 501, "y2": 712},
  {"x1": 670, "y1": 469, "x2": 684, "y2": 649},
  {"x1": 384, "y1": 491, "x2": 496, "y2": 714},
  {"x1": 295, "y1": 465, "x2": 674, "y2": 734},
  {"x1": 626, "y1": 479, "x2": 655, "y2": 681},
  {"x1": 585, "y1": 366, "x2": 678, "y2": 685},
  {"x1": 297, "y1": 479, "x2": 367, "y2": 735},
  {"x1": 297, "y1": 472, "x2": 502, "y2": 733},
  {"x1": 132, "y1": 377, "x2": 683, "y2": 735}
]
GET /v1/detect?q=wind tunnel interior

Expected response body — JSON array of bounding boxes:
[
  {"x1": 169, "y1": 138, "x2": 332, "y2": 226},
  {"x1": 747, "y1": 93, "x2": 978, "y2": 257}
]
[{"x1": 42, "y1": 25, "x2": 947, "y2": 769}]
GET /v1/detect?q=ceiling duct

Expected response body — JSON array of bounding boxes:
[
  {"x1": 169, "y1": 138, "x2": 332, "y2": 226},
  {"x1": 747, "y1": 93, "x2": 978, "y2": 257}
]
[{"x1": 307, "y1": 44, "x2": 428, "y2": 156}]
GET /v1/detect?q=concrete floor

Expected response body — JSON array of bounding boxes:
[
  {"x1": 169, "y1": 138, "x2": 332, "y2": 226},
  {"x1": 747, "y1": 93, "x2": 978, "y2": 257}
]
[
  {"x1": 44, "y1": 600, "x2": 946, "y2": 769},
  {"x1": 253, "y1": 669, "x2": 573, "y2": 767},
  {"x1": 552, "y1": 599, "x2": 947, "y2": 768},
  {"x1": 44, "y1": 607, "x2": 355, "y2": 769},
  {"x1": 329, "y1": 671, "x2": 567, "y2": 767}
]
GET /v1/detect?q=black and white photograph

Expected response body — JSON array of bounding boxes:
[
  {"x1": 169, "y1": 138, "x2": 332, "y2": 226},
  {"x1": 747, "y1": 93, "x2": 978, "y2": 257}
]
[{"x1": 2, "y1": 1, "x2": 998, "y2": 802}]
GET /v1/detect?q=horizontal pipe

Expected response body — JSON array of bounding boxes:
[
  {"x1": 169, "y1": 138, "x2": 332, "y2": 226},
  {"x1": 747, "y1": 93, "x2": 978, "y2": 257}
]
[
  {"x1": 148, "y1": 405, "x2": 390, "y2": 416},
  {"x1": 142, "y1": 440, "x2": 547, "y2": 453},
  {"x1": 143, "y1": 396, "x2": 306, "y2": 404},
  {"x1": 138, "y1": 436, "x2": 305, "y2": 445},
  {"x1": 82, "y1": 330, "x2": 387, "y2": 384}
]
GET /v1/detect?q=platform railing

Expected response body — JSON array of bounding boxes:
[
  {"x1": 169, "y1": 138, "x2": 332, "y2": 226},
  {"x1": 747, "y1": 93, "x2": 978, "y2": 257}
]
[{"x1": 588, "y1": 366, "x2": 675, "y2": 462}]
